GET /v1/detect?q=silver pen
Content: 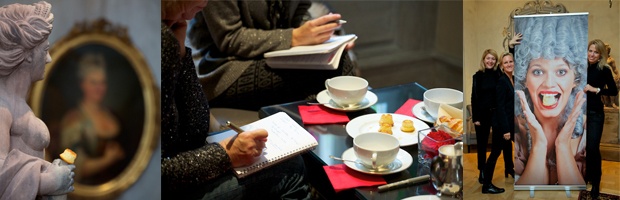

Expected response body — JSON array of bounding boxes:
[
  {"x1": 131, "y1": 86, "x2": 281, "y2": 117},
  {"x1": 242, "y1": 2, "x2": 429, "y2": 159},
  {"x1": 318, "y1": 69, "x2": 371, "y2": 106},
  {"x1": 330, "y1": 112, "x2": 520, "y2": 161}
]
[
  {"x1": 226, "y1": 121, "x2": 244, "y2": 134},
  {"x1": 377, "y1": 174, "x2": 430, "y2": 192}
]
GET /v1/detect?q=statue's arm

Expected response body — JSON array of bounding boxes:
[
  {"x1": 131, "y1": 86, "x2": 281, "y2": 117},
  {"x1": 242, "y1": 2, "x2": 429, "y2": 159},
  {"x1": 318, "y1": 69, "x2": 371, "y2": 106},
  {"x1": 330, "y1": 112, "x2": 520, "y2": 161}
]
[{"x1": 0, "y1": 107, "x2": 11, "y2": 163}]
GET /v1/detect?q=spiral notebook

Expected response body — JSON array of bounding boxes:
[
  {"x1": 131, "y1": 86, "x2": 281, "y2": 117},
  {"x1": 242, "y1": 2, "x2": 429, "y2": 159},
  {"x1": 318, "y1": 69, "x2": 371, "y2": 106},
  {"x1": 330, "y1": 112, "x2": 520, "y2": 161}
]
[{"x1": 206, "y1": 112, "x2": 318, "y2": 178}]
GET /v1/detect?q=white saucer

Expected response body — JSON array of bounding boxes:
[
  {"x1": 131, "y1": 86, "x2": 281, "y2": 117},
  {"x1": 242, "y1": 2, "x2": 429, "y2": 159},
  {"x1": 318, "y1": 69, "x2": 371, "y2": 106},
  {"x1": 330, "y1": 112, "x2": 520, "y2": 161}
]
[
  {"x1": 346, "y1": 113, "x2": 430, "y2": 146},
  {"x1": 401, "y1": 195, "x2": 441, "y2": 200},
  {"x1": 316, "y1": 90, "x2": 378, "y2": 112},
  {"x1": 341, "y1": 147, "x2": 412, "y2": 175},
  {"x1": 412, "y1": 102, "x2": 436, "y2": 123}
]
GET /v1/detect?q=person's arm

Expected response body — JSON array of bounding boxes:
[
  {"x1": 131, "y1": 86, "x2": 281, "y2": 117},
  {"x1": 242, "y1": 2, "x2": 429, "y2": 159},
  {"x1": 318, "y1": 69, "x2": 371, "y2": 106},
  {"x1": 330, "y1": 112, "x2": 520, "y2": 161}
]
[
  {"x1": 471, "y1": 74, "x2": 480, "y2": 123},
  {"x1": 199, "y1": 1, "x2": 296, "y2": 58},
  {"x1": 555, "y1": 91, "x2": 586, "y2": 185},
  {"x1": 515, "y1": 90, "x2": 549, "y2": 184},
  {"x1": 494, "y1": 76, "x2": 510, "y2": 136},
  {"x1": 600, "y1": 67, "x2": 618, "y2": 96}
]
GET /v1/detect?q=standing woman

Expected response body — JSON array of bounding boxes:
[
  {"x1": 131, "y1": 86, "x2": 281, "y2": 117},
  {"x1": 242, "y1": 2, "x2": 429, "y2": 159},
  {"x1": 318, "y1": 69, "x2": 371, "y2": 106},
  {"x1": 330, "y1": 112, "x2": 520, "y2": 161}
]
[
  {"x1": 584, "y1": 39, "x2": 618, "y2": 199},
  {"x1": 471, "y1": 49, "x2": 500, "y2": 185},
  {"x1": 482, "y1": 52, "x2": 516, "y2": 194}
]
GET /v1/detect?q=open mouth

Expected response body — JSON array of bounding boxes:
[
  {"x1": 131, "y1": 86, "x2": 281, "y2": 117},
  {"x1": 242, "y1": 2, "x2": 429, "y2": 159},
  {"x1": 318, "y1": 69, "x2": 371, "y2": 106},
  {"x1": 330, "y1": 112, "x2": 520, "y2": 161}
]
[{"x1": 538, "y1": 92, "x2": 561, "y2": 109}]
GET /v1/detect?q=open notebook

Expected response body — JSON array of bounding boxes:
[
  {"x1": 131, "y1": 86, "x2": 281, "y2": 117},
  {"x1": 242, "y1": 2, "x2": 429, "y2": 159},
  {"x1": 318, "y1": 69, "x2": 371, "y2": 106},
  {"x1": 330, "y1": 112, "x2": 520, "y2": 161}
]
[
  {"x1": 264, "y1": 34, "x2": 357, "y2": 70},
  {"x1": 206, "y1": 112, "x2": 318, "y2": 178}
]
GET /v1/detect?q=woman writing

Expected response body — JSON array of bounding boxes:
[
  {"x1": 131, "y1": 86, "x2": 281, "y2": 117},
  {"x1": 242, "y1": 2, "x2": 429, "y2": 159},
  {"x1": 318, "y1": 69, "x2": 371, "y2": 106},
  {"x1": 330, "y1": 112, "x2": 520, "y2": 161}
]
[
  {"x1": 471, "y1": 49, "x2": 500, "y2": 186},
  {"x1": 584, "y1": 39, "x2": 618, "y2": 198},
  {"x1": 161, "y1": 1, "x2": 310, "y2": 199}
]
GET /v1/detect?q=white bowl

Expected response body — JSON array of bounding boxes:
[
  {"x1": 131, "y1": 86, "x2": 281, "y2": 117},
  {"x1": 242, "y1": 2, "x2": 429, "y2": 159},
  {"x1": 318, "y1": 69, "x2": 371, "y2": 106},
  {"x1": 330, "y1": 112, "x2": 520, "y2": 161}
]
[{"x1": 423, "y1": 88, "x2": 463, "y2": 118}]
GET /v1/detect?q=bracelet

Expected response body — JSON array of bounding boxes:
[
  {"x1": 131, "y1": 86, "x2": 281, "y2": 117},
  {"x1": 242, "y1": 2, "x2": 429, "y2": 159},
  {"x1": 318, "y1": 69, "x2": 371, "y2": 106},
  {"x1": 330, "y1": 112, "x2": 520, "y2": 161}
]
[{"x1": 596, "y1": 87, "x2": 601, "y2": 94}]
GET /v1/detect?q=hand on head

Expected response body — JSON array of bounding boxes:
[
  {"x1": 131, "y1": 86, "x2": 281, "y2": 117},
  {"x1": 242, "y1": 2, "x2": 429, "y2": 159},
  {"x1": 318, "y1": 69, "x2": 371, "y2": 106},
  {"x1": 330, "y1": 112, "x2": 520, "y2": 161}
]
[
  {"x1": 555, "y1": 90, "x2": 586, "y2": 148},
  {"x1": 220, "y1": 129, "x2": 269, "y2": 168},
  {"x1": 292, "y1": 13, "x2": 342, "y2": 47}
]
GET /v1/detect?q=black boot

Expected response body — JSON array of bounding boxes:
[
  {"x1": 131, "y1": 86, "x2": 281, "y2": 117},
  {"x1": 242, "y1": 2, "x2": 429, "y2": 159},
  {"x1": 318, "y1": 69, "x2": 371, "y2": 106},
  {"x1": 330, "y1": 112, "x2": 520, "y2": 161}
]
[
  {"x1": 478, "y1": 170, "x2": 484, "y2": 184},
  {"x1": 481, "y1": 183, "x2": 505, "y2": 194},
  {"x1": 591, "y1": 185, "x2": 600, "y2": 199}
]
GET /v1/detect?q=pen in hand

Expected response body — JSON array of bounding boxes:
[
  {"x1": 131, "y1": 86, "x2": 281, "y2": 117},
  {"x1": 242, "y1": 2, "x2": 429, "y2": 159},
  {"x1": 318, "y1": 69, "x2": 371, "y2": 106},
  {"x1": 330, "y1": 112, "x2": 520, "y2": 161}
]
[{"x1": 226, "y1": 121, "x2": 268, "y2": 150}]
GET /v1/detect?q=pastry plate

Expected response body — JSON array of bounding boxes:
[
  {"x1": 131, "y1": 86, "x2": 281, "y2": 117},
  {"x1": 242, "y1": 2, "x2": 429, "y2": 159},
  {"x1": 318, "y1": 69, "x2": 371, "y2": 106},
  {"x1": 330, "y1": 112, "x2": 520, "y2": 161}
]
[
  {"x1": 412, "y1": 102, "x2": 435, "y2": 123},
  {"x1": 341, "y1": 147, "x2": 412, "y2": 175},
  {"x1": 346, "y1": 113, "x2": 430, "y2": 146},
  {"x1": 316, "y1": 90, "x2": 377, "y2": 112}
]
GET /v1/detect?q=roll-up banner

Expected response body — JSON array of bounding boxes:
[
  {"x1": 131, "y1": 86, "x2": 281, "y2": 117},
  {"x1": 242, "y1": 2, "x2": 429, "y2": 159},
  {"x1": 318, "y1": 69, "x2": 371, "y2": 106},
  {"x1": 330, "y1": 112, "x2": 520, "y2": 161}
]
[{"x1": 513, "y1": 13, "x2": 588, "y2": 191}]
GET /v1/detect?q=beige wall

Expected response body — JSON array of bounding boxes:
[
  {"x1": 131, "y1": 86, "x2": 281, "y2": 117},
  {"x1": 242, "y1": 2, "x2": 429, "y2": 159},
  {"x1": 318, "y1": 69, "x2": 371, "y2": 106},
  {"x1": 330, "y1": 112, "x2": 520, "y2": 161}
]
[{"x1": 463, "y1": 0, "x2": 620, "y2": 108}]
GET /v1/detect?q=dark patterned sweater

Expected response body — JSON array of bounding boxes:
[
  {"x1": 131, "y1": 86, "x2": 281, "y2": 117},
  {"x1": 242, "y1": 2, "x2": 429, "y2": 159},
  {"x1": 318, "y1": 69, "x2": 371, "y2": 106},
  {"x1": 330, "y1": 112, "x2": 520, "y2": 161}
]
[{"x1": 161, "y1": 23, "x2": 231, "y2": 194}]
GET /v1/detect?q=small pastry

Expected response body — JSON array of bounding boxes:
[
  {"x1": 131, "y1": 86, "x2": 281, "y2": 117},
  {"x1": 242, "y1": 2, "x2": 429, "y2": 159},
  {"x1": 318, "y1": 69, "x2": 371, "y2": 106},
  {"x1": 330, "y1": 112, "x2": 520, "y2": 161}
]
[
  {"x1": 379, "y1": 114, "x2": 394, "y2": 127},
  {"x1": 60, "y1": 149, "x2": 77, "y2": 164},
  {"x1": 378, "y1": 124, "x2": 393, "y2": 135},
  {"x1": 400, "y1": 119, "x2": 415, "y2": 133}
]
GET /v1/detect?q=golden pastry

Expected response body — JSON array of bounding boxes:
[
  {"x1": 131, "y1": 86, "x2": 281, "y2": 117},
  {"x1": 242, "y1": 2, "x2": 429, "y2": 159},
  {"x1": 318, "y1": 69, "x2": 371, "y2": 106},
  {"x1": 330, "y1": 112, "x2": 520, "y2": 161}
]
[
  {"x1": 60, "y1": 149, "x2": 77, "y2": 164},
  {"x1": 378, "y1": 124, "x2": 393, "y2": 135},
  {"x1": 379, "y1": 114, "x2": 394, "y2": 127},
  {"x1": 400, "y1": 119, "x2": 415, "y2": 133}
]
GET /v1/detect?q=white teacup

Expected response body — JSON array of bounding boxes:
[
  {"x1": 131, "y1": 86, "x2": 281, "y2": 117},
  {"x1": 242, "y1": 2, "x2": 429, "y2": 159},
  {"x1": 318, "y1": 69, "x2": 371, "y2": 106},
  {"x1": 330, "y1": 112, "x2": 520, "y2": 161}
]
[
  {"x1": 353, "y1": 132, "x2": 400, "y2": 169},
  {"x1": 325, "y1": 76, "x2": 368, "y2": 107},
  {"x1": 423, "y1": 88, "x2": 463, "y2": 118}
]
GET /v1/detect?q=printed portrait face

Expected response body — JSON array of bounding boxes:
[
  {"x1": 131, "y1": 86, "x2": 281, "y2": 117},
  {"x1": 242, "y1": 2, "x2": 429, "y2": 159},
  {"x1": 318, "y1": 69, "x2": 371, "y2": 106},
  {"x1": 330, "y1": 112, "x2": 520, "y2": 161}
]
[
  {"x1": 484, "y1": 53, "x2": 497, "y2": 69},
  {"x1": 502, "y1": 55, "x2": 514, "y2": 73},
  {"x1": 525, "y1": 57, "x2": 576, "y2": 119}
]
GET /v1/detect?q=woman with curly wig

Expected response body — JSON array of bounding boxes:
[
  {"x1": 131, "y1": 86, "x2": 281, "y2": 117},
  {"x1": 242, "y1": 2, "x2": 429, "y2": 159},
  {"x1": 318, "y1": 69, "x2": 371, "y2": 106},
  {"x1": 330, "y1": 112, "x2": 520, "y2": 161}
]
[{"x1": 513, "y1": 15, "x2": 587, "y2": 186}]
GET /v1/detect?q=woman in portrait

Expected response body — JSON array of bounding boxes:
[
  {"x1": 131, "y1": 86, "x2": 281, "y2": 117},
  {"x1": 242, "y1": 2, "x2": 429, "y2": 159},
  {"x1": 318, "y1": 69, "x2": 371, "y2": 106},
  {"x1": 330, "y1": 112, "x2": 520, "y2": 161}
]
[
  {"x1": 188, "y1": 0, "x2": 357, "y2": 110},
  {"x1": 471, "y1": 49, "x2": 500, "y2": 188},
  {"x1": 513, "y1": 16, "x2": 587, "y2": 186},
  {"x1": 0, "y1": 1, "x2": 76, "y2": 199},
  {"x1": 584, "y1": 39, "x2": 618, "y2": 198},
  {"x1": 60, "y1": 53, "x2": 124, "y2": 184}
]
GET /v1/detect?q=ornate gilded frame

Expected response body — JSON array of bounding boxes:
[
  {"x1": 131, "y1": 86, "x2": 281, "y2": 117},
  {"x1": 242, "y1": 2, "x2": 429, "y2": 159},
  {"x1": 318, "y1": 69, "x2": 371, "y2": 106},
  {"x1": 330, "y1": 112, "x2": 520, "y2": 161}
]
[
  {"x1": 29, "y1": 18, "x2": 159, "y2": 199},
  {"x1": 502, "y1": 0, "x2": 569, "y2": 51}
]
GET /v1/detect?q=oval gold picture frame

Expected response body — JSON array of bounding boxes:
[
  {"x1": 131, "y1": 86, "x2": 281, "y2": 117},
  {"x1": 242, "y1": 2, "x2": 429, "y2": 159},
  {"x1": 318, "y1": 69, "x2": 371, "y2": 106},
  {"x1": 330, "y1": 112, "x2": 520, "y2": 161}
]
[{"x1": 29, "y1": 18, "x2": 159, "y2": 199}]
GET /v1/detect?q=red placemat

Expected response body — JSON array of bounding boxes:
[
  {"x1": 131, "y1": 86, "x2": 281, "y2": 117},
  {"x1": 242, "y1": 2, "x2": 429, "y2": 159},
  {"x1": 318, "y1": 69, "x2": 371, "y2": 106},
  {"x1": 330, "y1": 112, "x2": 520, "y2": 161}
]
[
  {"x1": 323, "y1": 164, "x2": 386, "y2": 193},
  {"x1": 394, "y1": 99, "x2": 422, "y2": 118},
  {"x1": 298, "y1": 105, "x2": 350, "y2": 125}
]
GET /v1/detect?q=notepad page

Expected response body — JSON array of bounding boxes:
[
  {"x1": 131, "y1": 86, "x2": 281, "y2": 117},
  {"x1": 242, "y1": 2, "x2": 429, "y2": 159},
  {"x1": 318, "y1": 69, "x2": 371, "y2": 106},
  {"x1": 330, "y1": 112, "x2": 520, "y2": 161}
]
[{"x1": 205, "y1": 112, "x2": 318, "y2": 178}]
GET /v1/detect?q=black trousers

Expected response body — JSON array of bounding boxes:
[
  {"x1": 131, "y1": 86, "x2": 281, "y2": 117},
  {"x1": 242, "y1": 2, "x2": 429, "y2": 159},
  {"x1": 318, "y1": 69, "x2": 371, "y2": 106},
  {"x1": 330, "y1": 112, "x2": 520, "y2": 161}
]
[
  {"x1": 586, "y1": 110, "x2": 604, "y2": 187},
  {"x1": 483, "y1": 131, "x2": 513, "y2": 184},
  {"x1": 474, "y1": 109, "x2": 493, "y2": 171}
]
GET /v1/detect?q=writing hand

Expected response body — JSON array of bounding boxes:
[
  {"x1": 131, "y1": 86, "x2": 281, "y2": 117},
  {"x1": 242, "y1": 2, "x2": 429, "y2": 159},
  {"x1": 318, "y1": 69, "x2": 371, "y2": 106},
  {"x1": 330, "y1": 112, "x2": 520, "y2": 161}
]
[
  {"x1": 220, "y1": 129, "x2": 269, "y2": 167},
  {"x1": 292, "y1": 13, "x2": 342, "y2": 47}
]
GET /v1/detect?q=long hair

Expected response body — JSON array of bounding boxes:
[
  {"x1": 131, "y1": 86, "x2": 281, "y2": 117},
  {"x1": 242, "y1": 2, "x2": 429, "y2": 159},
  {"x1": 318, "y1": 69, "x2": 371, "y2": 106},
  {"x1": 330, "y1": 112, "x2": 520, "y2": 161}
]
[
  {"x1": 513, "y1": 15, "x2": 587, "y2": 141},
  {"x1": 0, "y1": 1, "x2": 53, "y2": 76},
  {"x1": 588, "y1": 39, "x2": 608, "y2": 70},
  {"x1": 478, "y1": 49, "x2": 498, "y2": 72}
]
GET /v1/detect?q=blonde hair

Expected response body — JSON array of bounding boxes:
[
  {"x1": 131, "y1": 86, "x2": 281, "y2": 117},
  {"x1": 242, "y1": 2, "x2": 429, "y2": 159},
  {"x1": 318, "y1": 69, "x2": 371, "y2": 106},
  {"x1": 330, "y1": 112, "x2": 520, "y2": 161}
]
[
  {"x1": 589, "y1": 39, "x2": 608, "y2": 70},
  {"x1": 499, "y1": 52, "x2": 514, "y2": 72},
  {"x1": 478, "y1": 49, "x2": 498, "y2": 72}
]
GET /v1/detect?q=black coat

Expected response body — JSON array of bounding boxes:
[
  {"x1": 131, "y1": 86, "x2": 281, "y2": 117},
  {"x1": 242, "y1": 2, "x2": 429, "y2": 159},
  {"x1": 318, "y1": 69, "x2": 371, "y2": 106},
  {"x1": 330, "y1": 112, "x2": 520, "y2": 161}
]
[
  {"x1": 494, "y1": 73, "x2": 515, "y2": 139},
  {"x1": 471, "y1": 69, "x2": 500, "y2": 122}
]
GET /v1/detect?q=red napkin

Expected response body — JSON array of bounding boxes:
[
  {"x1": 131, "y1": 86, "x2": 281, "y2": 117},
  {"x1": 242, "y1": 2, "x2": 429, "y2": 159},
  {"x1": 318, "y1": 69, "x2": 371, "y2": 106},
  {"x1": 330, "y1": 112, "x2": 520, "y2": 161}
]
[
  {"x1": 298, "y1": 105, "x2": 350, "y2": 124},
  {"x1": 323, "y1": 164, "x2": 387, "y2": 193},
  {"x1": 395, "y1": 99, "x2": 422, "y2": 118}
]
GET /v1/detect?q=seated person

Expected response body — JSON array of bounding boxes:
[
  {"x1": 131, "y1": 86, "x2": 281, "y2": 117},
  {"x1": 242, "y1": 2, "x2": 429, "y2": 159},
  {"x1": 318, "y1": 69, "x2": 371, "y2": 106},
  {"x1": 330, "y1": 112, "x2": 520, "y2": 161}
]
[
  {"x1": 161, "y1": 0, "x2": 311, "y2": 199},
  {"x1": 188, "y1": 0, "x2": 357, "y2": 110}
]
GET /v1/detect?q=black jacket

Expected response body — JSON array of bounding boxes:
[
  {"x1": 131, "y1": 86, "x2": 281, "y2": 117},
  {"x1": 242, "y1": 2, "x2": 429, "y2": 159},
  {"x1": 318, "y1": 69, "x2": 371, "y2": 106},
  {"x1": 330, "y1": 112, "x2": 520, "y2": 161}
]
[
  {"x1": 471, "y1": 68, "x2": 500, "y2": 122},
  {"x1": 494, "y1": 73, "x2": 515, "y2": 139}
]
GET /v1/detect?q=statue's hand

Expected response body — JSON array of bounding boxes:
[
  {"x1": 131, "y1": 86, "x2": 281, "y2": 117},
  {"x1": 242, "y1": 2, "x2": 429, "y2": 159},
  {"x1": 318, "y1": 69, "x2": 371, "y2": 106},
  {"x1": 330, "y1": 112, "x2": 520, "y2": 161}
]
[{"x1": 39, "y1": 159, "x2": 76, "y2": 195}]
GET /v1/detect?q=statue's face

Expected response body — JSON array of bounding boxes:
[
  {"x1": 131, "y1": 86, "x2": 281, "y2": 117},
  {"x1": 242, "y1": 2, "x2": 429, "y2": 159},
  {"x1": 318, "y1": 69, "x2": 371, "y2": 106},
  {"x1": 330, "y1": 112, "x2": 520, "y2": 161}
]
[{"x1": 32, "y1": 40, "x2": 51, "y2": 81}]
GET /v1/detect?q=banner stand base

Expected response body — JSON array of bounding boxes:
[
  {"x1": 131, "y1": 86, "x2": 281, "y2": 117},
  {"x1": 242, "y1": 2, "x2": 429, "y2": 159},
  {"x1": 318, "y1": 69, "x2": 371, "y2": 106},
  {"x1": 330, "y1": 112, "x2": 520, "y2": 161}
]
[{"x1": 516, "y1": 185, "x2": 586, "y2": 198}]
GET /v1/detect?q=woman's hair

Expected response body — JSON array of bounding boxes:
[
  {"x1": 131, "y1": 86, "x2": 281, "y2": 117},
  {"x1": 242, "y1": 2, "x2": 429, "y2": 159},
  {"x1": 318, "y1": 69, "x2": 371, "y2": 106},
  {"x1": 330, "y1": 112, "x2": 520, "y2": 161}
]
[
  {"x1": 78, "y1": 53, "x2": 106, "y2": 80},
  {"x1": 478, "y1": 49, "x2": 498, "y2": 72},
  {"x1": 513, "y1": 15, "x2": 587, "y2": 139},
  {"x1": 588, "y1": 39, "x2": 608, "y2": 70},
  {"x1": 499, "y1": 52, "x2": 514, "y2": 72},
  {"x1": 0, "y1": 1, "x2": 53, "y2": 76}
]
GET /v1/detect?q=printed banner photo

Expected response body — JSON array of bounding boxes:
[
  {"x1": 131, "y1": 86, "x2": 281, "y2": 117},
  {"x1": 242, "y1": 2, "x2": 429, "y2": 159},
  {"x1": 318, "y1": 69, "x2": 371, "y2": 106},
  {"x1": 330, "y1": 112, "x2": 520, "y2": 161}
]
[{"x1": 512, "y1": 13, "x2": 588, "y2": 189}]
